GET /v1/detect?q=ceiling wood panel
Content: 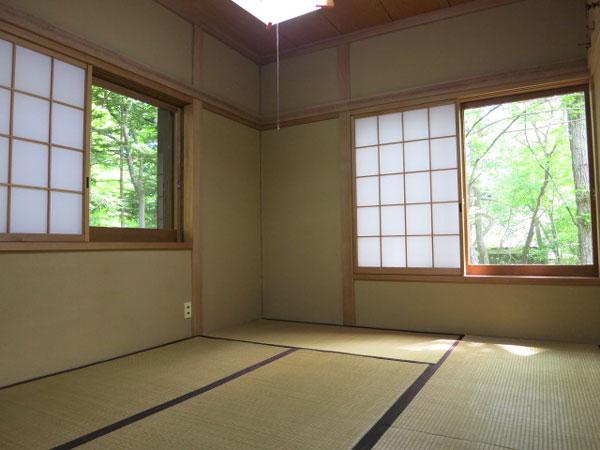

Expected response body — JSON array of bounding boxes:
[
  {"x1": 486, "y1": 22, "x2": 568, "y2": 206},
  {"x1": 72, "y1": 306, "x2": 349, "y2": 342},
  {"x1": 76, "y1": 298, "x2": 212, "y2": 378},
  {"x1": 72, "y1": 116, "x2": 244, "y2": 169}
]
[
  {"x1": 279, "y1": 12, "x2": 342, "y2": 48},
  {"x1": 156, "y1": 0, "x2": 480, "y2": 63},
  {"x1": 320, "y1": 0, "x2": 393, "y2": 34},
  {"x1": 379, "y1": 0, "x2": 452, "y2": 20}
]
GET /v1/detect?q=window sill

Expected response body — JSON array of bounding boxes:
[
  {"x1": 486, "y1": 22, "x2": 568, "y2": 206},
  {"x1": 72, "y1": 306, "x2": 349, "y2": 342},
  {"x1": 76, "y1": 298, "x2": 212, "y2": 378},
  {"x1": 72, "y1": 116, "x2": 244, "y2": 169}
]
[
  {"x1": 0, "y1": 241, "x2": 192, "y2": 253},
  {"x1": 354, "y1": 272, "x2": 600, "y2": 286}
]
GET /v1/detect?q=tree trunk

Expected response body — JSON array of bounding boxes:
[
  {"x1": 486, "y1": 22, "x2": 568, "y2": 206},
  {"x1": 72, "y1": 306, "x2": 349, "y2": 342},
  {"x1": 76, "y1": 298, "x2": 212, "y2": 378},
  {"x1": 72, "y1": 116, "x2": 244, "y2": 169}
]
[
  {"x1": 471, "y1": 185, "x2": 490, "y2": 264},
  {"x1": 137, "y1": 189, "x2": 145, "y2": 227},
  {"x1": 566, "y1": 96, "x2": 593, "y2": 264},
  {"x1": 522, "y1": 170, "x2": 549, "y2": 263},
  {"x1": 121, "y1": 104, "x2": 145, "y2": 228}
]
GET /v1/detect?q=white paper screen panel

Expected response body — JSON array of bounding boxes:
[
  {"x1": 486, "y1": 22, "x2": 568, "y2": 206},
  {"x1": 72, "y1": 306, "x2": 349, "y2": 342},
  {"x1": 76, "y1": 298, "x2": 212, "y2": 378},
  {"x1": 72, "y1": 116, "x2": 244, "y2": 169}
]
[
  {"x1": 10, "y1": 187, "x2": 47, "y2": 233},
  {"x1": 0, "y1": 39, "x2": 12, "y2": 88},
  {"x1": 50, "y1": 191, "x2": 82, "y2": 234},
  {"x1": 15, "y1": 46, "x2": 51, "y2": 98},
  {"x1": 354, "y1": 104, "x2": 461, "y2": 270},
  {"x1": 0, "y1": 186, "x2": 7, "y2": 233},
  {"x1": 53, "y1": 60, "x2": 86, "y2": 108},
  {"x1": 0, "y1": 88, "x2": 11, "y2": 135},
  {"x1": 11, "y1": 140, "x2": 48, "y2": 188},
  {"x1": 0, "y1": 137, "x2": 8, "y2": 183},
  {"x1": 12, "y1": 93, "x2": 50, "y2": 142},
  {"x1": 52, "y1": 103, "x2": 84, "y2": 149},
  {"x1": 0, "y1": 37, "x2": 87, "y2": 238}
]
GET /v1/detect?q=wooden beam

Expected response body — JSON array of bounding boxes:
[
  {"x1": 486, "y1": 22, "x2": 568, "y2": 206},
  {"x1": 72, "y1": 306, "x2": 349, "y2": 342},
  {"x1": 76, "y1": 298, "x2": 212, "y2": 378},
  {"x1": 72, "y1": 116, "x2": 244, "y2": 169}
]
[
  {"x1": 260, "y1": 59, "x2": 589, "y2": 129},
  {"x1": 187, "y1": 99, "x2": 203, "y2": 336},
  {"x1": 339, "y1": 112, "x2": 356, "y2": 325}
]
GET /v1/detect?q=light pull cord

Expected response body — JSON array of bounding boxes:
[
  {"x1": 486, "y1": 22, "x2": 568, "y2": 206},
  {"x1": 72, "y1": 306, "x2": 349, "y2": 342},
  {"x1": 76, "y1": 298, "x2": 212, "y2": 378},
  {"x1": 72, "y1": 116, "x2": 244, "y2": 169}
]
[{"x1": 276, "y1": 22, "x2": 280, "y2": 131}]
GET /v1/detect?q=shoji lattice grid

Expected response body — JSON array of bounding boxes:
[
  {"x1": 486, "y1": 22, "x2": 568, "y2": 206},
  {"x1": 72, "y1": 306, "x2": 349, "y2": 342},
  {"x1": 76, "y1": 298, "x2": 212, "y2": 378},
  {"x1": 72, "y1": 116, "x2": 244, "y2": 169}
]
[
  {"x1": 354, "y1": 104, "x2": 461, "y2": 269},
  {"x1": 0, "y1": 38, "x2": 87, "y2": 236}
]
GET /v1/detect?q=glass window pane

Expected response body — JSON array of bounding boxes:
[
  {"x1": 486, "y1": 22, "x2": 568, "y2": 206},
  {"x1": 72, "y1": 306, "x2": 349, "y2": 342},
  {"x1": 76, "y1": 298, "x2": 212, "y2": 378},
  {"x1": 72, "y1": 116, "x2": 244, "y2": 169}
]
[
  {"x1": 0, "y1": 137, "x2": 8, "y2": 183},
  {"x1": 91, "y1": 86, "x2": 173, "y2": 229},
  {"x1": 407, "y1": 236, "x2": 432, "y2": 267},
  {"x1": 13, "y1": 93, "x2": 49, "y2": 142},
  {"x1": 51, "y1": 148, "x2": 83, "y2": 192},
  {"x1": 379, "y1": 143, "x2": 403, "y2": 174},
  {"x1": 434, "y1": 235, "x2": 461, "y2": 268},
  {"x1": 355, "y1": 116, "x2": 378, "y2": 147},
  {"x1": 357, "y1": 206, "x2": 380, "y2": 236},
  {"x1": 406, "y1": 204, "x2": 431, "y2": 235},
  {"x1": 50, "y1": 191, "x2": 82, "y2": 234},
  {"x1": 0, "y1": 39, "x2": 12, "y2": 88},
  {"x1": 404, "y1": 140, "x2": 429, "y2": 172},
  {"x1": 52, "y1": 103, "x2": 84, "y2": 149},
  {"x1": 357, "y1": 237, "x2": 380, "y2": 267},
  {"x1": 432, "y1": 169, "x2": 458, "y2": 202},
  {"x1": 464, "y1": 91, "x2": 594, "y2": 266},
  {"x1": 380, "y1": 174, "x2": 404, "y2": 205},
  {"x1": 381, "y1": 205, "x2": 405, "y2": 235},
  {"x1": 382, "y1": 237, "x2": 406, "y2": 267},
  {"x1": 0, "y1": 186, "x2": 6, "y2": 233},
  {"x1": 10, "y1": 187, "x2": 47, "y2": 233},
  {"x1": 11, "y1": 140, "x2": 48, "y2": 188},
  {"x1": 0, "y1": 88, "x2": 10, "y2": 135},
  {"x1": 14, "y1": 46, "x2": 51, "y2": 98},
  {"x1": 356, "y1": 146, "x2": 378, "y2": 177},
  {"x1": 405, "y1": 172, "x2": 430, "y2": 203},
  {"x1": 378, "y1": 112, "x2": 402, "y2": 144},
  {"x1": 429, "y1": 104, "x2": 456, "y2": 138},
  {"x1": 403, "y1": 108, "x2": 428, "y2": 141},
  {"x1": 432, "y1": 203, "x2": 460, "y2": 235},
  {"x1": 431, "y1": 137, "x2": 457, "y2": 170},
  {"x1": 53, "y1": 60, "x2": 86, "y2": 108},
  {"x1": 356, "y1": 176, "x2": 379, "y2": 206}
]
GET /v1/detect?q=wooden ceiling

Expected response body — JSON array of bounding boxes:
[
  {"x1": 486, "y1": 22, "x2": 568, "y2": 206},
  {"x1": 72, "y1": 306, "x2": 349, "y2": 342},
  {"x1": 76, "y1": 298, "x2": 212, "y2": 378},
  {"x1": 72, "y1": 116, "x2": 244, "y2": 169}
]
[{"x1": 157, "y1": 0, "x2": 477, "y2": 64}]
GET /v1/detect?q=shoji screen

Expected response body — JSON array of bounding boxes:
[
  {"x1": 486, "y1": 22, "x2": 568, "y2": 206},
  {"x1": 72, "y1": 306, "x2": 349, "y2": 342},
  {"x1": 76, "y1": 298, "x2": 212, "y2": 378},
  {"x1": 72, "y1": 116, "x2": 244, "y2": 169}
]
[
  {"x1": 0, "y1": 37, "x2": 88, "y2": 238},
  {"x1": 354, "y1": 104, "x2": 461, "y2": 271}
]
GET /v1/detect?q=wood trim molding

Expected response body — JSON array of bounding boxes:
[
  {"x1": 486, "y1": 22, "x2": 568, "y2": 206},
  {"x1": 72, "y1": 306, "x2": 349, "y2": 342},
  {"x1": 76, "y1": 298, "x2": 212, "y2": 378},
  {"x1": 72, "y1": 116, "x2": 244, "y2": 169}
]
[
  {"x1": 260, "y1": 59, "x2": 589, "y2": 128},
  {"x1": 0, "y1": 4, "x2": 261, "y2": 128},
  {"x1": 354, "y1": 273, "x2": 600, "y2": 286},
  {"x1": 259, "y1": 0, "x2": 527, "y2": 64},
  {"x1": 187, "y1": 100, "x2": 203, "y2": 336},
  {"x1": 339, "y1": 112, "x2": 355, "y2": 325},
  {"x1": 89, "y1": 227, "x2": 179, "y2": 243},
  {"x1": 0, "y1": 242, "x2": 192, "y2": 253}
]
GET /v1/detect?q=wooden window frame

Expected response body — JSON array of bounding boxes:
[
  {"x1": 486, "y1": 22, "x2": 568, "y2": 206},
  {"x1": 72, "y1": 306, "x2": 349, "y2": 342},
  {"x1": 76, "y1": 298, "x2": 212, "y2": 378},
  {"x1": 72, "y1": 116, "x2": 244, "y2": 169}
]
[
  {"x1": 350, "y1": 83, "x2": 600, "y2": 285},
  {"x1": 0, "y1": 32, "x2": 90, "y2": 243},
  {"x1": 89, "y1": 75, "x2": 184, "y2": 243},
  {"x1": 351, "y1": 101, "x2": 464, "y2": 277},
  {"x1": 461, "y1": 84, "x2": 599, "y2": 278},
  {"x1": 0, "y1": 28, "x2": 191, "y2": 250}
]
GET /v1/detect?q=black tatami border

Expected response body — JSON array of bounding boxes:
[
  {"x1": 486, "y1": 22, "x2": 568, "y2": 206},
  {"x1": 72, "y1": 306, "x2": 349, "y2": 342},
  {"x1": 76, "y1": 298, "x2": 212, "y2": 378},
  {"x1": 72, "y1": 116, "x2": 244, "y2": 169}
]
[
  {"x1": 0, "y1": 336, "x2": 195, "y2": 391},
  {"x1": 201, "y1": 334, "x2": 433, "y2": 365},
  {"x1": 353, "y1": 335, "x2": 465, "y2": 449},
  {"x1": 3, "y1": 320, "x2": 466, "y2": 449},
  {"x1": 51, "y1": 348, "x2": 298, "y2": 450}
]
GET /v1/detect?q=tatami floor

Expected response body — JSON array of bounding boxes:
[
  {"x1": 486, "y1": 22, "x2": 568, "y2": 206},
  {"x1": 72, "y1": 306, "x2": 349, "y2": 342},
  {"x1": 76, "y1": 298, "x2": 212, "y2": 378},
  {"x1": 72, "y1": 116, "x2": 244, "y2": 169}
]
[{"x1": 1, "y1": 320, "x2": 599, "y2": 449}]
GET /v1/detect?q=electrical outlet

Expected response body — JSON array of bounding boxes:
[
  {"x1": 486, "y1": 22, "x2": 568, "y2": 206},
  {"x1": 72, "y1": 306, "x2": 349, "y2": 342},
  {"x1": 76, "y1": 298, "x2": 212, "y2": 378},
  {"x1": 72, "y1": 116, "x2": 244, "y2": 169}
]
[{"x1": 184, "y1": 301, "x2": 192, "y2": 319}]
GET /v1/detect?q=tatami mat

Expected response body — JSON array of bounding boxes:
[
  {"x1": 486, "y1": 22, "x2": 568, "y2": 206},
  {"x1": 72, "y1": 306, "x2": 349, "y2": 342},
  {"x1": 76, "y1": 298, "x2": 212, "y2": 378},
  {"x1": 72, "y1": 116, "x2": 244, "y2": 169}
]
[
  {"x1": 374, "y1": 428, "x2": 508, "y2": 449},
  {"x1": 375, "y1": 336, "x2": 600, "y2": 450},
  {"x1": 82, "y1": 350, "x2": 425, "y2": 449},
  {"x1": 0, "y1": 338, "x2": 283, "y2": 450},
  {"x1": 208, "y1": 319, "x2": 459, "y2": 363}
]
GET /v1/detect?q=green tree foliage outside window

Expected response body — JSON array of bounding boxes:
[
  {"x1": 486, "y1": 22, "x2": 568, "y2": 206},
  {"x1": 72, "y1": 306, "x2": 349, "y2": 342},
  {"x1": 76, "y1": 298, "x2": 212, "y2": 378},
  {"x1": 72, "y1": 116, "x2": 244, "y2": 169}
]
[
  {"x1": 90, "y1": 86, "x2": 163, "y2": 228},
  {"x1": 464, "y1": 91, "x2": 593, "y2": 266}
]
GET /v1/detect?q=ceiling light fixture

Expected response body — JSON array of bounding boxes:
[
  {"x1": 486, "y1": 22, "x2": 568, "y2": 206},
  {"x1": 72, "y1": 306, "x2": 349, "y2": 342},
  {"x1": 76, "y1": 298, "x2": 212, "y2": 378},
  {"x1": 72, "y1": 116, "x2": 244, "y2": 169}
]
[{"x1": 230, "y1": 0, "x2": 334, "y2": 26}]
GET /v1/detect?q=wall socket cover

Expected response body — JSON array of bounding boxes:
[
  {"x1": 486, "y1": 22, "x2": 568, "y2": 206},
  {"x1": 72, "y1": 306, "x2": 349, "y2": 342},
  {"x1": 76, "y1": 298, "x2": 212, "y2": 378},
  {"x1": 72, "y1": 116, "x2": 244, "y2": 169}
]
[{"x1": 184, "y1": 301, "x2": 192, "y2": 319}]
